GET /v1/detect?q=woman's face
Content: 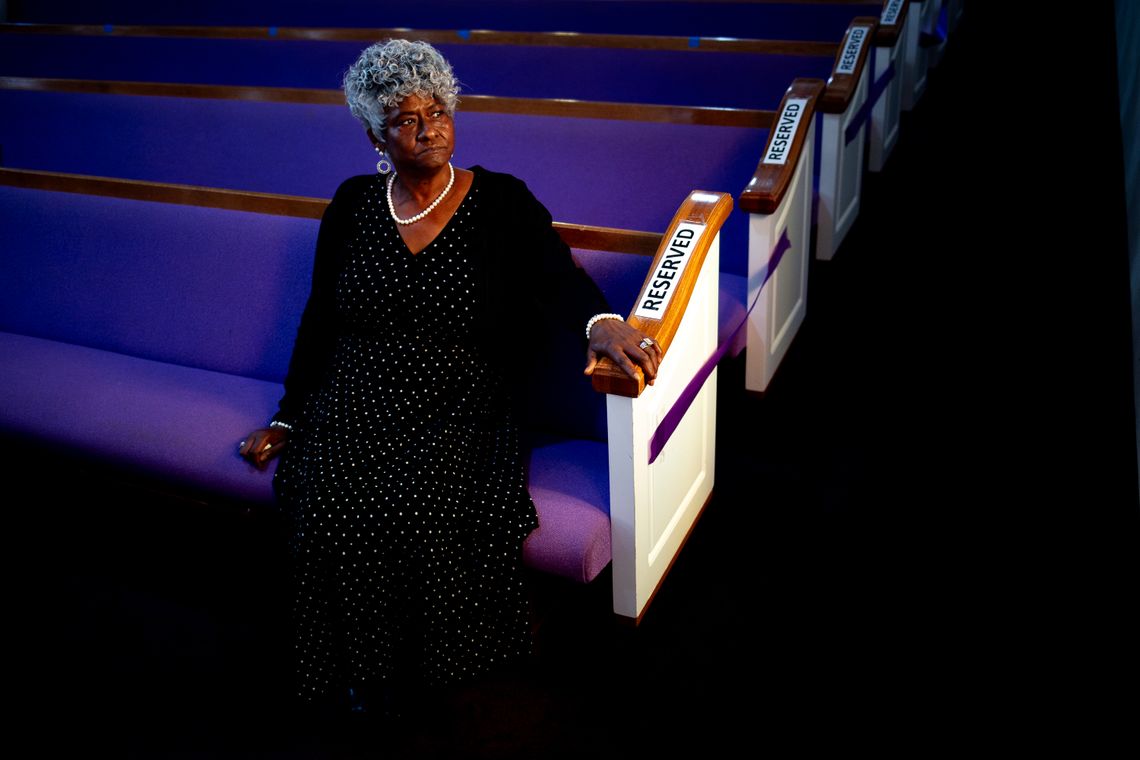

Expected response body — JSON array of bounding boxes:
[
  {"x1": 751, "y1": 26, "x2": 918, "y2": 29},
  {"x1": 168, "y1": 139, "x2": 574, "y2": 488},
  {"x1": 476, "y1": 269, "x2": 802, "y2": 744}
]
[{"x1": 373, "y1": 92, "x2": 454, "y2": 176}]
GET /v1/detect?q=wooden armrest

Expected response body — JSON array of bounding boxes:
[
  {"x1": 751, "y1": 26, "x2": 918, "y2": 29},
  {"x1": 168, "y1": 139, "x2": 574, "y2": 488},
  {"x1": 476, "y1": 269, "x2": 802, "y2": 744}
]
[
  {"x1": 739, "y1": 78, "x2": 824, "y2": 215},
  {"x1": 876, "y1": 0, "x2": 910, "y2": 47},
  {"x1": 820, "y1": 17, "x2": 878, "y2": 114},
  {"x1": 590, "y1": 191, "x2": 734, "y2": 398}
]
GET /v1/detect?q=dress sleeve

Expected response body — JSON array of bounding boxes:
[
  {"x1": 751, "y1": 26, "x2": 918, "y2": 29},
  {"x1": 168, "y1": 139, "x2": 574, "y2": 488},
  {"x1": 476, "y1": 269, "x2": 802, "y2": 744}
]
[
  {"x1": 508, "y1": 178, "x2": 611, "y2": 342},
  {"x1": 271, "y1": 185, "x2": 349, "y2": 427}
]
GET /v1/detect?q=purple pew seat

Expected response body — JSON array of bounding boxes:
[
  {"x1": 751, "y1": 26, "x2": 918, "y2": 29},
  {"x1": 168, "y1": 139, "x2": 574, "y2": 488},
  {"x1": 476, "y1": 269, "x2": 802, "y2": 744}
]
[
  {"x1": 0, "y1": 35, "x2": 832, "y2": 110},
  {"x1": 572, "y1": 249, "x2": 650, "y2": 318},
  {"x1": 10, "y1": 1, "x2": 881, "y2": 40},
  {"x1": 0, "y1": 186, "x2": 318, "y2": 381},
  {"x1": 525, "y1": 439, "x2": 611, "y2": 582},
  {"x1": 0, "y1": 331, "x2": 615, "y2": 580},
  {"x1": 0, "y1": 331, "x2": 283, "y2": 503}
]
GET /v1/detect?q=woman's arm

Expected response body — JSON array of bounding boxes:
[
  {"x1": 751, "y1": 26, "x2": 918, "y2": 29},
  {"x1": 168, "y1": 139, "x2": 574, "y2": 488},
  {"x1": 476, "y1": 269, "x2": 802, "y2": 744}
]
[
  {"x1": 508, "y1": 178, "x2": 661, "y2": 384},
  {"x1": 241, "y1": 179, "x2": 354, "y2": 467},
  {"x1": 271, "y1": 188, "x2": 347, "y2": 428}
]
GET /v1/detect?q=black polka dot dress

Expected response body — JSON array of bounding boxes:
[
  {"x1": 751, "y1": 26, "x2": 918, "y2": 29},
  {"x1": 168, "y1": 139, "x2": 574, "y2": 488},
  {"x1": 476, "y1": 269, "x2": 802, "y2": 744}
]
[{"x1": 273, "y1": 171, "x2": 539, "y2": 704}]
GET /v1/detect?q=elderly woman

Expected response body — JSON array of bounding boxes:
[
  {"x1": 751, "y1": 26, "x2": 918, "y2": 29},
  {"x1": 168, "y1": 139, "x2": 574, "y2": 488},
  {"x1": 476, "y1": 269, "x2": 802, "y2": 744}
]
[{"x1": 239, "y1": 39, "x2": 659, "y2": 715}]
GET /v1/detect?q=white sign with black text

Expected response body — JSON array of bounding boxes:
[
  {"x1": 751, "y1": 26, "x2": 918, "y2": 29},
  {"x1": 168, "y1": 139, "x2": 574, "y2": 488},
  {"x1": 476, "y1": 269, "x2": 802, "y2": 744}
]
[
  {"x1": 837, "y1": 26, "x2": 870, "y2": 75},
  {"x1": 881, "y1": 0, "x2": 904, "y2": 26},
  {"x1": 762, "y1": 98, "x2": 808, "y2": 166},
  {"x1": 634, "y1": 222, "x2": 706, "y2": 320}
]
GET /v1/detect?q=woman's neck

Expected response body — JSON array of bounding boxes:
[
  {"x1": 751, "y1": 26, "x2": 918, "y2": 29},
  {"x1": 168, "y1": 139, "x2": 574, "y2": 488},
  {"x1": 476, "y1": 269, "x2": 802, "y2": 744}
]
[{"x1": 393, "y1": 164, "x2": 452, "y2": 206}]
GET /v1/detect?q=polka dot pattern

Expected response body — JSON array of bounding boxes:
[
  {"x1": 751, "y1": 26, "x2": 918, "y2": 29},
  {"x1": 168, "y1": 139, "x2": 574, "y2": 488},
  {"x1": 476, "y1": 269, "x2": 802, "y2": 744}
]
[{"x1": 273, "y1": 173, "x2": 538, "y2": 703}]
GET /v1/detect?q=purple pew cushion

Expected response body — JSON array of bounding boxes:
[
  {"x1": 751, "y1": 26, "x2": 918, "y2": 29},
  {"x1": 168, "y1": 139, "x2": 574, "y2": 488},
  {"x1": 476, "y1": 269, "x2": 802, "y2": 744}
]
[
  {"x1": 0, "y1": 186, "x2": 319, "y2": 383},
  {"x1": 524, "y1": 438, "x2": 611, "y2": 583},
  {"x1": 0, "y1": 331, "x2": 613, "y2": 581},
  {"x1": 0, "y1": 331, "x2": 282, "y2": 504}
]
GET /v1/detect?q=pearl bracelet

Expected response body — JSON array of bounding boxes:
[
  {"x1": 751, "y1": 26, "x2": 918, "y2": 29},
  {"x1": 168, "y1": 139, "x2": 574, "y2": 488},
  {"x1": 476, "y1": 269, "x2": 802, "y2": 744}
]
[
  {"x1": 269, "y1": 419, "x2": 294, "y2": 432},
  {"x1": 586, "y1": 312, "x2": 624, "y2": 340}
]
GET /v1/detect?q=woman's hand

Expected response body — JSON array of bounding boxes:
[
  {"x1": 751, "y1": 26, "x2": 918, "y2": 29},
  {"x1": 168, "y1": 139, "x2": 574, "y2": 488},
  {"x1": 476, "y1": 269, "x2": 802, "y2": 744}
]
[
  {"x1": 583, "y1": 319, "x2": 662, "y2": 386},
  {"x1": 239, "y1": 427, "x2": 288, "y2": 469}
]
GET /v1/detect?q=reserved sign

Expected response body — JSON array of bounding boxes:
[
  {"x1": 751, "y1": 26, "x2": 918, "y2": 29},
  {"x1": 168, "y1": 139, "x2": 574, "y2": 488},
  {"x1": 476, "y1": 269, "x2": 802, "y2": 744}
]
[
  {"x1": 837, "y1": 26, "x2": 870, "y2": 75},
  {"x1": 762, "y1": 98, "x2": 808, "y2": 166},
  {"x1": 634, "y1": 222, "x2": 706, "y2": 319},
  {"x1": 881, "y1": 0, "x2": 904, "y2": 25}
]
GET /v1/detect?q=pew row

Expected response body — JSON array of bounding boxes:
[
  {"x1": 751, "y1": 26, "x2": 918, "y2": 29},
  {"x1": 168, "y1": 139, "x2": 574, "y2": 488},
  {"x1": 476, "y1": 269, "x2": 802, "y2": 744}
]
[
  {"x1": 899, "y1": 0, "x2": 936, "y2": 111},
  {"x1": 0, "y1": 26, "x2": 836, "y2": 107},
  {"x1": 816, "y1": 16, "x2": 875, "y2": 260},
  {"x1": 0, "y1": 81, "x2": 766, "y2": 275},
  {"x1": 2, "y1": 0, "x2": 888, "y2": 40},
  {"x1": 0, "y1": 13, "x2": 898, "y2": 256},
  {"x1": 866, "y1": 0, "x2": 908, "y2": 173},
  {"x1": 0, "y1": 77, "x2": 821, "y2": 392},
  {"x1": 0, "y1": 168, "x2": 730, "y2": 621}
]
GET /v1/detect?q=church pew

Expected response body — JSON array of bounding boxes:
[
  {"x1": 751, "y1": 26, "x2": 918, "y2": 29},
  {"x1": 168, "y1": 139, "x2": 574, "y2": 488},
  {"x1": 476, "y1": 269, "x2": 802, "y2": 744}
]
[
  {"x1": 899, "y1": 0, "x2": 937, "y2": 110},
  {"x1": 0, "y1": 28, "x2": 834, "y2": 107},
  {"x1": 868, "y1": 0, "x2": 908, "y2": 172},
  {"x1": 0, "y1": 167, "x2": 730, "y2": 622},
  {"x1": 0, "y1": 83, "x2": 763, "y2": 272},
  {"x1": 4, "y1": 0, "x2": 885, "y2": 41},
  {"x1": 0, "y1": 9, "x2": 904, "y2": 249},
  {"x1": 815, "y1": 17, "x2": 875, "y2": 259},
  {"x1": 0, "y1": 79, "x2": 820, "y2": 392},
  {"x1": 924, "y1": 0, "x2": 960, "y2": 69}
]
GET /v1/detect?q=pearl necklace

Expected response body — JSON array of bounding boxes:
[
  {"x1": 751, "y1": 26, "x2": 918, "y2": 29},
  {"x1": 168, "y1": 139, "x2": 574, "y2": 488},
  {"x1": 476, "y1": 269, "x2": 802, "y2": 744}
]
[{"x1": 386, "y1": 163, "x2": 455, "y2": 225}]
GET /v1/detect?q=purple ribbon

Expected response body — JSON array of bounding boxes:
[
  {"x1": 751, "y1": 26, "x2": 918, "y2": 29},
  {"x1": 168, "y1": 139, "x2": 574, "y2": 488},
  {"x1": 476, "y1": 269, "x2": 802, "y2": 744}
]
[
  {"x1": 844, "y1": 63, "x2": 896, "y2": 145},
  {"x1": 647, "y1": 228, "x2": 792, "y2": 464}
]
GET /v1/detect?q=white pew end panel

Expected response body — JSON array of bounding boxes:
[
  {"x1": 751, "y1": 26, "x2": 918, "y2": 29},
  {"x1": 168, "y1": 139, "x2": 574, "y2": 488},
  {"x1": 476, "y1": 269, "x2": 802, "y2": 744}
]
[{"x1": 590, "y1": 191, "x2": 733, "y2": 623}]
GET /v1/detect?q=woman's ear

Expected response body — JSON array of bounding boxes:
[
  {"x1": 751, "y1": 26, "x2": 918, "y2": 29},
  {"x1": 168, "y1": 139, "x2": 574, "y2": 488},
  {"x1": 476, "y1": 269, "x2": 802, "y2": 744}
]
[{"x1": 367, "y1": 128, "x2": 384, "y2": 149}]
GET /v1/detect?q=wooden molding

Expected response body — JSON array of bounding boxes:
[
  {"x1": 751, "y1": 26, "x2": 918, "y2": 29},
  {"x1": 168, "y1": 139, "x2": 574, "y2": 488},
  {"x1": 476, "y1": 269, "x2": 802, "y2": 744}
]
[
  {"x1": 461, "y1": 94, "x2": 772, "y2": 127},
  {"x1": 875, "y1": 0, "x2": 909, "y2": 47},
  {"x1": 591, "y1": 190, "x2": 734, "y2": 398},
  {"x1": 0, "y1": 168, "x2": 658, "y2": 254},
  {"x1": 556, "y1": 223, "x2": 661, "y2": 256},
  {"x1": 0, "y1": 22, "x2": 836, "y2": 56},
  {"x1": 819, "y1": 17, "x2": 877, "y2": 114},
  {"x1": 0, "y1": 77, "x2": 772, "y2": 127},
  {"x1": 739, "y1": 78, "x2": 824, "y2": 215},
  {"x1": 0, "y1": 167, "x2": 330, "y2": 217},
  {"x1": 0, "y1": 76, "x2": 344, "y2": 104}
]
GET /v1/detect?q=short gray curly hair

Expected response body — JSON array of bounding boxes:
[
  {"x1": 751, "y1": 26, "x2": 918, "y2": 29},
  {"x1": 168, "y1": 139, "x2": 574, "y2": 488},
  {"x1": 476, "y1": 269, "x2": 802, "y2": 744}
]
[{"x1": 343, "y1": 39, "x2": 460, "y2": 140}]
